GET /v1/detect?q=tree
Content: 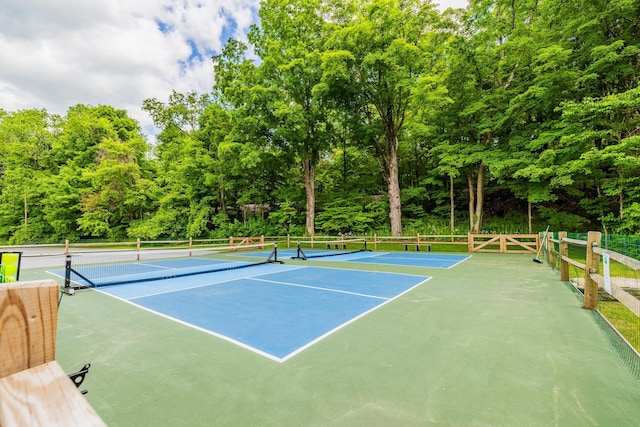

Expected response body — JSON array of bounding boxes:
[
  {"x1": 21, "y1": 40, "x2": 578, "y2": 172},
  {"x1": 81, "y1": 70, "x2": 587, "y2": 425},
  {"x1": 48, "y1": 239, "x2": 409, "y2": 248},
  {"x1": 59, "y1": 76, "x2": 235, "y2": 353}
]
[
  {"x1": 214, "y1": 0, "x2": 334, "y2": 236},
  {"x1": 51, "y1": 105, "x2": 153, "y2": 239},
  {"x1": 320, "y1": 0, "x2": 441, "y2": 236},
  {"x1": 0, "y1": 109, "x2": 57, "y2": 242}
]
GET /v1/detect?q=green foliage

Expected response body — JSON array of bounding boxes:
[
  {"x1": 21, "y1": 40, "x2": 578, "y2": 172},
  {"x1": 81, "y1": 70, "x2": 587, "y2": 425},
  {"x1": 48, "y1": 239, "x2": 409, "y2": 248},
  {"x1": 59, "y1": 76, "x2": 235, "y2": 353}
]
[
  {"x1": 2, "y1": 0, "x2": 640, "y2": 242},
  {"x1": 316, "y1": 198, "x2": 378, "y2": 234}
]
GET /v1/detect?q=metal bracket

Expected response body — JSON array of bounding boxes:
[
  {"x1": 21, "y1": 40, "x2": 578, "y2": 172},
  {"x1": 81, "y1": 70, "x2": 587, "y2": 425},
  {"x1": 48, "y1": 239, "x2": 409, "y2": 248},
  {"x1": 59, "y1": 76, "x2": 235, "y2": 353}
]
[{"x1": 68, "y1": 363, "x2": 91, "y2": 395}]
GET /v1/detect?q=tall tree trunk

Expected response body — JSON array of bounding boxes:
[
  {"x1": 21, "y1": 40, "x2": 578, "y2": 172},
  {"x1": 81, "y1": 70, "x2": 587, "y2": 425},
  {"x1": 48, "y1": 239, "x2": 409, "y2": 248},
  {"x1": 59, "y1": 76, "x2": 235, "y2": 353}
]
[
  {"x1": 304, "y1": 155, "x2": 315, "y2": 236},
  {"x1": 385, "y1": 132, "x2": 402, "y2": 236},
  {"x1": 468, "y1": 163, "x2": 485, "y2": 233},
  {"x1": 449, "y1": 175, "x2": 455, "y2": 233}
]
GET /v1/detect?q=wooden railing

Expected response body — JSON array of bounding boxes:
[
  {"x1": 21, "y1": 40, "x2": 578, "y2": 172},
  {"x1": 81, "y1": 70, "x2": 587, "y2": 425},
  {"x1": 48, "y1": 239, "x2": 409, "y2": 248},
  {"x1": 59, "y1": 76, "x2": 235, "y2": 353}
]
[
  {"x1": 467, "y1": 233, "x2": 539, "y2": 254},
  {"x1": 1, "y1": 233, "x2": 545, "y2": 255},
  {"x1": 549, "y1": 231, "x2": 640, "y2": 315}
]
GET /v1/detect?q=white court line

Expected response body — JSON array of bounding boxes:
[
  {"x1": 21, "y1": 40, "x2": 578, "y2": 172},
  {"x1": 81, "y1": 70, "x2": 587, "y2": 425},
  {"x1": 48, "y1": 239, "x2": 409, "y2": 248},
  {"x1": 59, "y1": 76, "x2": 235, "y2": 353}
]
[{"x1": 249, "y1": 277, "x2": 390, "y2": 300}]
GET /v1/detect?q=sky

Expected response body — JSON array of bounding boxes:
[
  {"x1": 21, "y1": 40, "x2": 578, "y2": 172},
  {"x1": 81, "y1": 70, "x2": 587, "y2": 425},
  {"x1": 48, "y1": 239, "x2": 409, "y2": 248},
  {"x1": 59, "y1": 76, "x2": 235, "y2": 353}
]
[{"x1": 0, "y1": 0, "x2": 469, "y2": 139}]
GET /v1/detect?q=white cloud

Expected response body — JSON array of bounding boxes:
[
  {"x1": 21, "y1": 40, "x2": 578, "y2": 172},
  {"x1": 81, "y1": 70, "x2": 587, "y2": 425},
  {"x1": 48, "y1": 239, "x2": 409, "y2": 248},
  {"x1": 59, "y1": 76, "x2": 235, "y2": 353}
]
[
  {"x1": 0, "y1": 0, "x2": 259, "y2": 138},
  {"x1": 0, "y1": 0, "x2": 467, "y2": 139}
]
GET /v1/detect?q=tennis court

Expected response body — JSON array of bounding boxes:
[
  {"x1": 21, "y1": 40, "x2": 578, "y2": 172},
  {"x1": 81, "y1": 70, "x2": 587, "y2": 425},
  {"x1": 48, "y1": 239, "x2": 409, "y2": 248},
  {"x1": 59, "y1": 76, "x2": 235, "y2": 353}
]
[
  {"x1": 49, "y1": 254, "x2": 430, "y2": 361},
  {"x1": 19, "y1": 250, "x2": 640, "y2": 425},
  {"x1": 235, "y1": 247, "x2": 470, "y2": 268}
]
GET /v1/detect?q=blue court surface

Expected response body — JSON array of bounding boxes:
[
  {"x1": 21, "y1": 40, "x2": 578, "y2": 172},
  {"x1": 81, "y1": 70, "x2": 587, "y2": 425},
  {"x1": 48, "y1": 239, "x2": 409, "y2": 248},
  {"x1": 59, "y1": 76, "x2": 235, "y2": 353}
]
[
  {"x1": 238, "y1": 249, "x2": 470, "y2": 268},
  {"x1": 336, "y1": 251, "x2": 470, "y2": 268},
  {"x1": 52, "y1": 261, "x2": 430, "y2": 362}
]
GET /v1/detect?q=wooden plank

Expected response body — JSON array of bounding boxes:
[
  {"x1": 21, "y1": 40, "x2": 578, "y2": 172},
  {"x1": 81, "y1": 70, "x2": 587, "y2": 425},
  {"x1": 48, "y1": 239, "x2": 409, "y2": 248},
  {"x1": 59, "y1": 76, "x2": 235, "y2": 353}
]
[
  {"x1": 0, "y1": 280, "x2": 59, "y2": 378},
  {"x1": 591, "y1": 274, "x2": 640, "y2": 316},
  {"x1": 561, "y1": 255, "x2": 586, "y2": 271},
  {"x1": 471, "y1": 235, "x2": 501, "y2": 252},
  {"x1": 504, "y1": 236, "x2": 537, "y2": 254},
  {"x1": 593, "y1": 247, "x2": 640, "y2": 271},
  {"x1": 0, "y1": 360, "x2": 106, "y2": 427},
  {"x1": 562, "y1": 237, "x2": 588, "y2": 247}
]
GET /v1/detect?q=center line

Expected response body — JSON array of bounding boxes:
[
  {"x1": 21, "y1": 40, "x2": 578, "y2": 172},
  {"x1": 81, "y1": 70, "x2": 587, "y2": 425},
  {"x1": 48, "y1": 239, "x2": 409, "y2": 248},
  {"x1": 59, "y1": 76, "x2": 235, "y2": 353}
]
[{"x1": 250, "y1": 278, "x2": 389, "y2": 300}]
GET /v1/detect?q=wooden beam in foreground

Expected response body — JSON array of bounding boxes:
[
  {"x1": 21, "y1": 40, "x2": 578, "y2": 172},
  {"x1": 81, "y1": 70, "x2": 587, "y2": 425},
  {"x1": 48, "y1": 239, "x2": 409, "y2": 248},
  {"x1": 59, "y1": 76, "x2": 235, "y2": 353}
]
[
  {"x1": 0, "y1": 361, "x2": 107, "y2": 426},
  {"x1": 0, "y1": 280, "x2": 59, "y2": 378}
]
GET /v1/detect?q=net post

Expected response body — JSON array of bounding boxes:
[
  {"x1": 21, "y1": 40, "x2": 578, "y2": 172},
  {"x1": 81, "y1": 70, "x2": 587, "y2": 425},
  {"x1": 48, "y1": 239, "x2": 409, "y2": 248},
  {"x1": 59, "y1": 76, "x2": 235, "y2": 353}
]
[
  {"x1": 64, "y1": 255, "x2": 72, "y2": 290},
  {"x1": 15, "y1": 252, "x2": 22, "y2": 281},
  {"x1": 267, "y1": 243, "x2": 284, "y2": 264},
  {"x1": 291, "y1": 242, "x2": 307, "y2": 260}
]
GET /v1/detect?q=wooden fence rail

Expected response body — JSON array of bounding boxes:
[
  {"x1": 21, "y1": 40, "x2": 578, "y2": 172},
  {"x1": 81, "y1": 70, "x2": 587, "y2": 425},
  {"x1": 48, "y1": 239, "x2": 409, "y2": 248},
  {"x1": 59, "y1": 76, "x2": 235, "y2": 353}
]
[
  {"x1": 2, "y1": 233, "x2": 545, "y2": 254},
  {"x1": 550, "y1": 231, "x2": 640, "y2": 316}
]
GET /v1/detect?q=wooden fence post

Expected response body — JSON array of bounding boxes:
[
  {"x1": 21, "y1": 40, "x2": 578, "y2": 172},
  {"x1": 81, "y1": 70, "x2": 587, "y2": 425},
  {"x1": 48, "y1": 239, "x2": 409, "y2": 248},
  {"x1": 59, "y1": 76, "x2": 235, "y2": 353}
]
[
  {"x1": 583, "y1": 231, "x2": 602, "y2": 310},
  {"x1": 558, "y1": 231, "x2": 569, "y2": 281},
  {"x1": 467, "y1": 233, "x2": 473, "y2": 252},
  {"x1": 374, "y1": 234, "x2": 378, "y2": 251},
  {"x1": 547, "y1": 231, "x2": 555, "y2": 269}
]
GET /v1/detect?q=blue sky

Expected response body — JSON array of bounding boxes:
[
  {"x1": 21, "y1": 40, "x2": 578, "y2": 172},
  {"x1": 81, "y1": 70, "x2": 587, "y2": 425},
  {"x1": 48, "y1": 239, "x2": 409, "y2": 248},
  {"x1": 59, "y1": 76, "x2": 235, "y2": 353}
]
[{"x1": 0, "y1": 0, "x2": 467, "y2": 139}]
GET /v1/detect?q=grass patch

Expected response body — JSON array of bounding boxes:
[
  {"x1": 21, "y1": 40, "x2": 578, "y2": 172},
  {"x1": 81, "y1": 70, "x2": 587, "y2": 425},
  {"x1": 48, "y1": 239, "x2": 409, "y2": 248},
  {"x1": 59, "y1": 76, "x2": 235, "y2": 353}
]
[{"x1": 598, "y1": 301, "x2": 640, "y2": 354}]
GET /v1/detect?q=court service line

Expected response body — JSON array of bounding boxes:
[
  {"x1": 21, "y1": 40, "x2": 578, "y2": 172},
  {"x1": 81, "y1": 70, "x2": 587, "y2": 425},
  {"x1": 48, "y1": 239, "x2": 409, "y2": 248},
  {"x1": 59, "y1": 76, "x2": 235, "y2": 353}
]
[{"x1": 249, "y1": 277, "x2": 390, "y2": 300}]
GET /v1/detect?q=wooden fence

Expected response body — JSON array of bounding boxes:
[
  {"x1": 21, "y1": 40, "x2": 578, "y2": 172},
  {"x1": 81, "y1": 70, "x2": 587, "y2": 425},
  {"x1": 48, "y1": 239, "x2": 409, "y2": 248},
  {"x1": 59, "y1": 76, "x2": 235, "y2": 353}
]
[
  {"x1": 1, "y1": 233, "x2": 542, "y2": 255},
  {"x1": 277, "y1": 233, "x2": 539, "y2": 254},
  {"x1": 548, "y1": 231, "x2": 640, "y2": 315}
]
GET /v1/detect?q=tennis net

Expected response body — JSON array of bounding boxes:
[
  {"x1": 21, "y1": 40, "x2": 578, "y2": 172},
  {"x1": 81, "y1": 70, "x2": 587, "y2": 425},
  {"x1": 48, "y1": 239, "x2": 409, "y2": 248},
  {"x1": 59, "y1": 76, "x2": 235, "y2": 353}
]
[
  {"x1": 291, "y1": 238, "x2": 368, "y2": 260},
  {"x1": 64, "y1": 243, "x2": 282, "y2": 289}
]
